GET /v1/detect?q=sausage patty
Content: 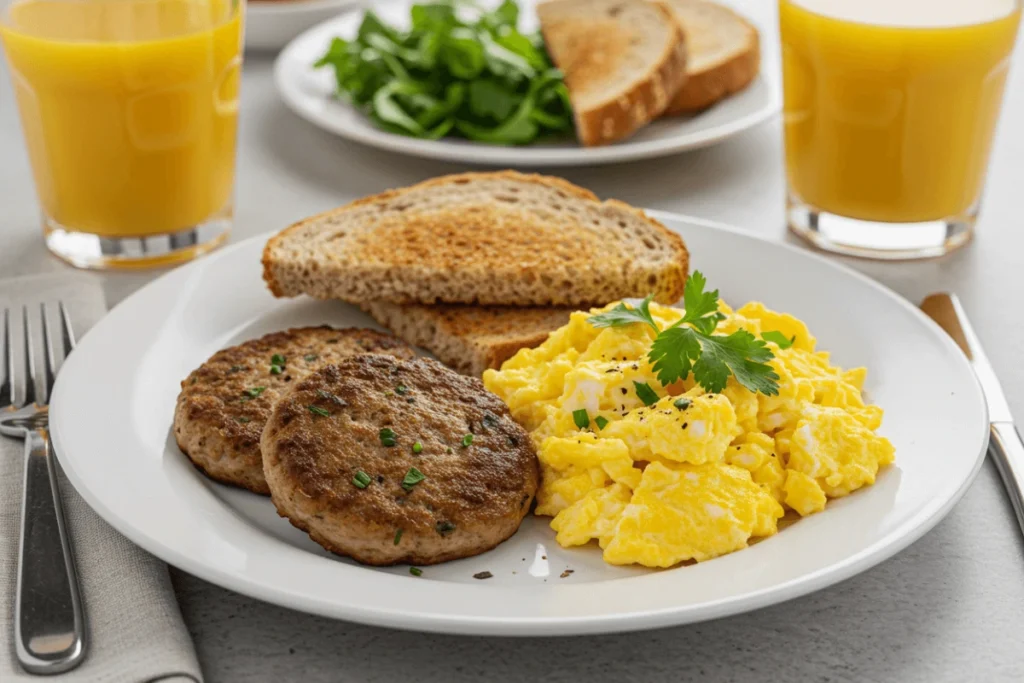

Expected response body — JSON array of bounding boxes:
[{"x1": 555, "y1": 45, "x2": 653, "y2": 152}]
[
  {"x1": 173, "y1": 327, "x2": 415, "y2": 494},
  {"x1": 262, "y1": 355, "x2": 538, "y2": 566}
]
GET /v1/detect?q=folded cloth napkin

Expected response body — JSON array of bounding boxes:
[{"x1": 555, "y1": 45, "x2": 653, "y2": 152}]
[{"x1": 1, "y1": 273, "x2": 202, "y2": 683}]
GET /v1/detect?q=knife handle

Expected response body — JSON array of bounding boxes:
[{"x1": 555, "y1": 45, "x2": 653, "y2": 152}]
[{"x1": 990, "y1": 422, "x2": 1024, "y2": 536}]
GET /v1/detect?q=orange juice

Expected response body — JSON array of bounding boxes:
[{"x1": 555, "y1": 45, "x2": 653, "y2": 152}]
[
  {"x1": 0, "y1": 0, "x2": 243, "y2": 239},
  {"x1": 781, "y1": 0, "x2": 1020, "y2": 224}
]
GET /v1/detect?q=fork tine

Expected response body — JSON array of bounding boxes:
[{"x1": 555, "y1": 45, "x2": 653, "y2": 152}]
[
  {"x1": 59, "y1": 301, "x2": 76, "y2": 353},
  {"x1": 21, "y1": 306, "x2": 37, "y2": 407},
  {"x1": 40, "y1": 303, "x2": 59, "y2": 404},
  {"x1": 0, "y1": 308, "x2": 10, "y2": 407}
]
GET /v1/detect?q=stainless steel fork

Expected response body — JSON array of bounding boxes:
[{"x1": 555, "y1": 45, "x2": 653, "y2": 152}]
[{"x1": 0, "y1": 304, "x2": 86, "y2": 674}]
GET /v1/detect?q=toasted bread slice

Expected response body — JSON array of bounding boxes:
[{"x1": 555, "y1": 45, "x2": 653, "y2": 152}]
[
  {"x1": 663, "y1": 0, "x2": 760, "y2": 114},
  {"x1": 538, "y1": 0, "x2": 688, "y2": 146},
  {"x1": 363, "y1": 302, "x2": 573, "y2": 377},
  {"x1": 263, "y1": 171, "x2": 689, "y2": 307}
]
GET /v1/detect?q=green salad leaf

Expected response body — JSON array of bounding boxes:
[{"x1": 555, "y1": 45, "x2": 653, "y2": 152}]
[{"x1": 315, "y1": 0, "x2": 573, "y2": 145}]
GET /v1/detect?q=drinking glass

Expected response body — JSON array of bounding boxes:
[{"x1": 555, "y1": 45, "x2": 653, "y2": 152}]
[
  {"x1": 0, "y1": 0, "x2": 244, "y2": 269},
  {"x1": 780, "y1": 0, "x2": 1021, "y2": 259}
]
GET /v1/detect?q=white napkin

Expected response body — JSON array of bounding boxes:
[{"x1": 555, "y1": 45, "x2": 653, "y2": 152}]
[{"x1": 0, "y1": 273, "x2": 202, "y2": 682}]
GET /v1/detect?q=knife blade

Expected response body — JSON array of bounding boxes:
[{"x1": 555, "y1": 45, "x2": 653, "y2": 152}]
[{"x1": 920, "y1": 293, "x2": 1024, "y2": 535}]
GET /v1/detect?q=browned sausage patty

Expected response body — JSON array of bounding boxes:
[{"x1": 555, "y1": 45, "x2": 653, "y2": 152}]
[
  {"x1": 262, "y1": 355, "x2": 538, "y2": 566},
  {"x1": 173, "y1": 328, "x2": 415, "y2": 494}
]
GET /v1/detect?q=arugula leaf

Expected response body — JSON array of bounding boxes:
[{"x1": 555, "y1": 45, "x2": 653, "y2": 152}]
[
  {"x1": 314, "y1": 0, "x2": 574, "y2": 145},
  {"x1": 468, "y1": 79, "x2": 520, "y2": 120},
  {"x1": 762, "y1": 331, "x2": 795, "y2": 349},
  {"x1": 588, "y1": 294, "x2": 659, "y2": 333}
]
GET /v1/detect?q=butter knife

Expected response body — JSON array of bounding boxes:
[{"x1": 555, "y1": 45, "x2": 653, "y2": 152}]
[{"x1": 920, "y1": 293, "x2": 1024, "y2": 534}]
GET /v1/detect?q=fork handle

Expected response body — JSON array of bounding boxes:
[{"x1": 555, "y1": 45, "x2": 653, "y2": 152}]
[
  {"x1": 16, "y1": 428, "x2": 87, "y2": 674},
  {"x1": 990, "y1": 422, "x2": 1024, "y2": 537}
]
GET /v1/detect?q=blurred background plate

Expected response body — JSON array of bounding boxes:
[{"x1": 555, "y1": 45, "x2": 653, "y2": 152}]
[
  {"x1": 273, "y1": 0, "x2": 780, "y2": 165},
  {"x1": 247, "y1": 0, "x2": 362, "y2": 52}
]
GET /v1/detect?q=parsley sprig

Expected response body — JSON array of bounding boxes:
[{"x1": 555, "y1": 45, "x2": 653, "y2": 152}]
[{"x1": 588, "y1": 272, "x2": 780, "y2": 396}]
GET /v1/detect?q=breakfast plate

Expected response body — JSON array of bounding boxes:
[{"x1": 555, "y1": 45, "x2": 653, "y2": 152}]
[
  {"x1": 273, "y1": 0, "x2": 780, "y2": 166},
  {"x1": 246, "y1": 0, "x2": 363, "y2": 52},
  {"x1": 49, "y1": 212, "x2": 988, "y2": 635}
]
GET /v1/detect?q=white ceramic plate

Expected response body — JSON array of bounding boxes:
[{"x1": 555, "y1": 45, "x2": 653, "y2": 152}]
[
  {"x1": 50, "y1": 213, "x2": 988, "y2": 636},
  {"x1": 273, "y1": 0, "x2": 780, "y2": 165},
  {"x1": 246, "y1": 0, "x2": 361, "y2": 52}
]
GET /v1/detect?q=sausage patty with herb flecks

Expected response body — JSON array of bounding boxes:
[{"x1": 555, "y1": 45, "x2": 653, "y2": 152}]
[
  {"x1": 261, "y1": 354, "x2": 538, "y2": 566},
  {"x1": 174, "y1": 327, "x2": 415, "y2": 494}
]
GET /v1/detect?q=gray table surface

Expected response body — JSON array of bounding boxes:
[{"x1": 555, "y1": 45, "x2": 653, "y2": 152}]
[{"x1": 3, "y1": 1, "x2": 1024, "y2": 680}]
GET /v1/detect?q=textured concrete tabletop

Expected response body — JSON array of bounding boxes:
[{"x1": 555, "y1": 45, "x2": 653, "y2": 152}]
[{"x1": 2, "y1": 1, "x2": 1024, "y2": 680}]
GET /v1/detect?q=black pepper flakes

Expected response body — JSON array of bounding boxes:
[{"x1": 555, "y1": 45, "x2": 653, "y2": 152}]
[{"x1": 473, "y1": 571, "x2": 493, "y2": 580}]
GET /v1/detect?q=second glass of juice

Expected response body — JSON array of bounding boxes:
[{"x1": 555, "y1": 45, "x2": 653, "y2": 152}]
[
  {"x1": 0, "y1": 0, "x2": 244, "y2": 269},
  {"x1": 780, "y1": 0, "x2": 1021, "y2": 259}
]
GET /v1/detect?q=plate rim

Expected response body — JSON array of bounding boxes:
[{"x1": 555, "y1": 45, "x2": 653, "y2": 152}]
[
  {"x1": 271, "y1": 7, "x2": 781, "y2": 166},
  {"x1": 50, "y1": 212, "x2": 990, "y2": 635}
]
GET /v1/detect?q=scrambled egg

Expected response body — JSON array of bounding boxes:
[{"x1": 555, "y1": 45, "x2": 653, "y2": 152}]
[{"x1": 483, "y1": 300, "x2": 895, "y2": 568}]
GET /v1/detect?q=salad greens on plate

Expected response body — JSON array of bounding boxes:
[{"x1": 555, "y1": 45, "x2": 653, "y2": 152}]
[{"x1": 314, "y1": 0, "x2": 574, "y2": 145}]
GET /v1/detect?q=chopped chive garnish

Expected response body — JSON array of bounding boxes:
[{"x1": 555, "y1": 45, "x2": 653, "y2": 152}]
[
  {"x1": 572, "y1": 408, "x2": 590, "y2": 430},
  {"x1": 673, "y1": 398, "x2": 692, "y2": 410},
  {"x1": 402, "y1": 467, "x2": 425, "y2": 491},
  {"x1": 396, "y1": 385, "x2": 409, "y2": 395},
  {"x1": 308, "y1": 405, "x2": 331, "y2": 417},
  {"x1": 634, "y1": 381, "x2": 659, "y2": 406},
  {"x1": 394, "y1": 529, "x2": 403, "y2": 545},
  {"x1": 304, "y1": 353, "x2": 318, "y2": 362},
  {"x1": 270, "y1": 365, "x2": 283, "y2": 375},
  {"x1": 435, "y1": 520, "x2": 456, "y2": 536},
  {"x1": 379, "y1": 427, "x2": 397, "y2": 447},
  {"x1": 412, "y1": 442, "x2": 423, "y2": 454},
  {"x1": 271, "y1": 353, "x2": 286, "y2": 365},
  {"x1": 461, "y1": 434, "x2": 473, "y2": 448},
  {"x1": 594, "y1": 416, "x2": 609, "y2": 430},
  {"x1": 409, "y1": 567, "x2": 423, "y2": 577},
  {"x1": 352, "y1": 470, "x2": 371, "y2": 489},
  {"x1": 242, "y1": 386, "x2": 267, "y2": 400}
]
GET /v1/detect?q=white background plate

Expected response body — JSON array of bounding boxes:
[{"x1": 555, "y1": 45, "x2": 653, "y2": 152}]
[
  {"x1": 246, "y1": 0, "x2": 362, "y2": 52},
  {"x1": 50, "y1": 213, "x2": 988, "y2": 636},
  {"x1": 273, "y1": 0, "x2": 780, "y2": 165}
]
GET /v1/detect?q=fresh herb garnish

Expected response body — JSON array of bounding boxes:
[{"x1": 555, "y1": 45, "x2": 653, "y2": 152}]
[
  {"x1": 394, "y1": 529, "x2": 404, "y2": 545},
  {"x1": 461, "y1": 434, "x2": 473, "y2": 447},
  {"x1": 235, "y1": 416, "x2": 251, "y2": 424},
  {"x1": 673, "y1": 398, "x2": 692, "y2": 410},
  {"x1": 436, "y1": 520, "x2": 456, "y2": 536},
  {"x1": 634, "y1": 381, "x2": 660, "y2": 406},
  {"x1": 412, "y1": 441, "x2": 423, "y2": 454},
  {"x1": 379, "y1": 427, "x2": 397, "y2": 447},
  {"x1": 271, "y1": 354, "x2": 286, "y2": 365},
  {"x1": 241, "y1": 386, "x2": 267, "y2": 401},
  {"x1": 270, "y1": 365, "x2": 283, "y2": 375},
  {"x1": 402, "y1": 467, "x2": 426, "y2": 491},
  {"x1": 308, "y1": 405, "x2": 331, "y2": 417},
  {"x1": 572, "y1": 408, "x2": 589, "y2": 430},
  {"x1": 396, "y1": 385, "x2": 409, "y2": 395},
  {"x1": 304, "y1": 353, "x2": 319, "y2": 362},
  {"x1": 762, "y1": 331, "x2": 795, "y2": 350},
  {"x1": 590, "y1": 272, "x2": 780, "y2": 396},
  {"x1": 409, "y1": 567, "x2": 423, "y2": 577},
  {"x1": 594, "y1": 416, "x2": 609, "y2": 430},
  {"x1": 352, "y1": 470, "x2": 372, "y2": 489},
  {"x1": 314, "y1": 0, "x2": 573, "y2": 145}
]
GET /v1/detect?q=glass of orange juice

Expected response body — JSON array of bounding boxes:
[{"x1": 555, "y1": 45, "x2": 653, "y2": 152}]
[
  {"x1": 0, "y1": 0, "x2": 244, "y2": 269},
  {"x1": 780, "y1": 0, "x2": 1021, "y2": 259}
]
